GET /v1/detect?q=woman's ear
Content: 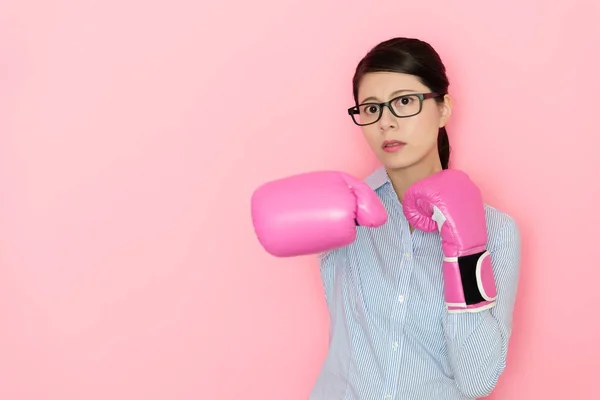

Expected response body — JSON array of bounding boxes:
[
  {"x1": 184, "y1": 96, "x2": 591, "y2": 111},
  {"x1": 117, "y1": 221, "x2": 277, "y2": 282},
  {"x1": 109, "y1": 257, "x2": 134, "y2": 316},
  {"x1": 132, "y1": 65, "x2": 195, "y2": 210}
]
[{"x1": 439, "y1": 94, "x2": 453, "y2": 128}]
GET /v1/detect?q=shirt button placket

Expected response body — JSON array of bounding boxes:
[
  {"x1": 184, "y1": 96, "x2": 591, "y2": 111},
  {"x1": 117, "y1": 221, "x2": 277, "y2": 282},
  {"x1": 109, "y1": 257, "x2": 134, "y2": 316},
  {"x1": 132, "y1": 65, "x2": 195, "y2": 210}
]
[{"x1": 388, "y1": 246, "x2": 413, "y2": 400}]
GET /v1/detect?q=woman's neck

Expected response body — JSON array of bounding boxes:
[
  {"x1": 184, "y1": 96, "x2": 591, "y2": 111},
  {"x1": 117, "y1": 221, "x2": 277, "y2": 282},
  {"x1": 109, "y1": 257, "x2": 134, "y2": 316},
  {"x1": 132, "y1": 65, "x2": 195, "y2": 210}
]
[{"x1": 386, "y1": 160, "x2": 442, "y2": 203}]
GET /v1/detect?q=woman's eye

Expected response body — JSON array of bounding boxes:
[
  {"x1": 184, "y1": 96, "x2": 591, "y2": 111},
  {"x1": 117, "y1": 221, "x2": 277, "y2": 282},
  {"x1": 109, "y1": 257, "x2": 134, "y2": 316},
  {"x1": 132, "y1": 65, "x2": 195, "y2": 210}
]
[
  {"x1": 362, "y1": 105, "x2": 379, "y2": 115},
  {"x1": 396, "y1": 96, "x2": 412, "y2": 106}
]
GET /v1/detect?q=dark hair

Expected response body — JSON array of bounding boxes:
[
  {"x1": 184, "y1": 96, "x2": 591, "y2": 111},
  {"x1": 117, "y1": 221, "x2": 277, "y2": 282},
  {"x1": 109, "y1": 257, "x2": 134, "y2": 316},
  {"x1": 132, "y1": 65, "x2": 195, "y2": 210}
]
[{"x1": 352, "y1": 37, "x2": 451, "y2": 169}]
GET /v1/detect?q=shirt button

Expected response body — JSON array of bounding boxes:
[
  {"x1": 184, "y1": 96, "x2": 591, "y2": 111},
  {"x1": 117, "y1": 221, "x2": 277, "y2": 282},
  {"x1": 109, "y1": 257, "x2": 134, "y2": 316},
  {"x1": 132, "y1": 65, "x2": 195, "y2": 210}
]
[
  {"x1": 398, "y1": 295, "x2": 405, "y2": 303},
  {"x1": 392, "y1": 341, "x2": 399, "y2": 350},
  {"x1": 404, "y1": 251, "x2": 411, "y2": 258},
  {"x1": 384, "y1": 395, "x2": 392, "y2": 399}
]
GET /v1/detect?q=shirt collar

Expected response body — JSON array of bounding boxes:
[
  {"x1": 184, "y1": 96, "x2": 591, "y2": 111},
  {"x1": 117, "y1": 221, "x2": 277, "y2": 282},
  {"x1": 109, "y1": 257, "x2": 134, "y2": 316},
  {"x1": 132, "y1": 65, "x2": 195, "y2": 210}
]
[{"x1": 363, "y1": 165, "x2": 391, "y2": 191}]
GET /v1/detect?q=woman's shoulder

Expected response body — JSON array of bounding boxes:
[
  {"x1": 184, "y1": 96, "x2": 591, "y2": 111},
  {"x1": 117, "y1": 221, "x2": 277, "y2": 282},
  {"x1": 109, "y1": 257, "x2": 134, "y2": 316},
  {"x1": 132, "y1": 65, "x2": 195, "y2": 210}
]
[{"x1": 483, "y1": 204, "x2": 520, "y2": 246}]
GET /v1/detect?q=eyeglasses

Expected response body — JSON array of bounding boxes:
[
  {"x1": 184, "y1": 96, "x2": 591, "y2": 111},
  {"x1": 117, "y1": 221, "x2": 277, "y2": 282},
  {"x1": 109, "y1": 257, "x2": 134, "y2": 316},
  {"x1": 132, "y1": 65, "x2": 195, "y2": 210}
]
[{"x1": 347, "y1": 92, "x2": 442, "y2": 126}]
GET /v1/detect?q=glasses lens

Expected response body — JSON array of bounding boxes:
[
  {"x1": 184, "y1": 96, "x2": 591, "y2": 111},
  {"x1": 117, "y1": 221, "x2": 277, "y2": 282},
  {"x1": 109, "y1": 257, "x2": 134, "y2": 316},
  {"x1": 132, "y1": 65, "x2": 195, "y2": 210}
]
[
  {"x1": 354, "y1": 104, "x2": 381, "y2": 125},
  {"x1": 391, "y1": 95, "x2": 422, "y2": 117}
]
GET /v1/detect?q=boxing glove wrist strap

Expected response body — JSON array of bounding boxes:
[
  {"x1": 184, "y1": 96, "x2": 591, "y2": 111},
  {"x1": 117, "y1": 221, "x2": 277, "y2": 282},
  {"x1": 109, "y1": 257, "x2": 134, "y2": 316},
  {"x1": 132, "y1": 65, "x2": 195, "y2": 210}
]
[{"x1": 443, "y1": 250, "x2": 497, "y2": 313}]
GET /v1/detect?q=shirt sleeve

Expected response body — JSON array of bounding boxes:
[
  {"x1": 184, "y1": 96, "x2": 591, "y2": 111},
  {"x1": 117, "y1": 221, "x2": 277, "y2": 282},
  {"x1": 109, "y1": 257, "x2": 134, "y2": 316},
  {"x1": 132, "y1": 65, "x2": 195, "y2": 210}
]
[
  {"x1": 443, "y1": 217, "x2": 521, "y2": 398},
  {"x1": 317, "y1": 250, "x2": 336, "y2": 305}
]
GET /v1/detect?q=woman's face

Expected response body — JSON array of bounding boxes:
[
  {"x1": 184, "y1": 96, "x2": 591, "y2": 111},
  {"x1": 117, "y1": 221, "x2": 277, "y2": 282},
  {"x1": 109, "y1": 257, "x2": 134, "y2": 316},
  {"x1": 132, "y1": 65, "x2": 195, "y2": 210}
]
[{"x1": 356, "y1": 72, "x2": 452, "y2": 171}]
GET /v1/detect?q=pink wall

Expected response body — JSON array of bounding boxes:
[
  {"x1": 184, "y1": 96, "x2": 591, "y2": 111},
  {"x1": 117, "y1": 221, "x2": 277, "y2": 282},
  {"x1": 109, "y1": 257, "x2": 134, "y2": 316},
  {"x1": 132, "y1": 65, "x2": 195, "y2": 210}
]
[{"x1": 1, "y1": 1, "x2": 598, "y2": 399}]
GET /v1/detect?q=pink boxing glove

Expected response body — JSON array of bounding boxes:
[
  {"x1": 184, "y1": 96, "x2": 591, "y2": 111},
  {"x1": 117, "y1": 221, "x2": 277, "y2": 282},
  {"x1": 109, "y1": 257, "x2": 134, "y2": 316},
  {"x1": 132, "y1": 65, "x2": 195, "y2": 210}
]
[
  {"x1": 403, "y1": 169, "x2": 497, "y2": 313},
  {"x1": 251, "y1": 171, "x2": 388, "y2": 257}
]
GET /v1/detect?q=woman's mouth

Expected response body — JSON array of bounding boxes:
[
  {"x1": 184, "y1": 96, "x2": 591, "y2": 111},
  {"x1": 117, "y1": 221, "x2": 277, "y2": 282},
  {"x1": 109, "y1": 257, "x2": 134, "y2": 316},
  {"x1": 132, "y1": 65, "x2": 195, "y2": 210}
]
[{"x1": 382, "y1": 140, "x2": 406, "y2": 153}]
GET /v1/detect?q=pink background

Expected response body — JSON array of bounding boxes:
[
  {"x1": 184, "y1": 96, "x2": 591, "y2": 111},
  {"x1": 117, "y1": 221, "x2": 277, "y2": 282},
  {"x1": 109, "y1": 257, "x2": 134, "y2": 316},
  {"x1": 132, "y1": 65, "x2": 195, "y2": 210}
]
[{"x1": 1, "y1": 1, "x2": 599, "y2": 399}]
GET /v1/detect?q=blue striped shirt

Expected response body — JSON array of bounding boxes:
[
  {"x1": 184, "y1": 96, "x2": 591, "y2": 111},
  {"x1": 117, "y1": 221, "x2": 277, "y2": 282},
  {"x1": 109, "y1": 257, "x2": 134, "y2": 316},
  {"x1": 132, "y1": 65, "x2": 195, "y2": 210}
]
[{"x1": 310, "y1": 166, "x2": 521, "y2": 400}]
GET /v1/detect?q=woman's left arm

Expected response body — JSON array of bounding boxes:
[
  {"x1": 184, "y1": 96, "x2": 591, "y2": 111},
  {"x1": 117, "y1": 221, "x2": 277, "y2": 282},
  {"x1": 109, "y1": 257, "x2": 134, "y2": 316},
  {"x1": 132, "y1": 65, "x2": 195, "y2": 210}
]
[
  {"x1": 403, "y1": 169, "x2": 522, "y2": 398},
  {"x1": 443, "y1": 218, "x2": 521, "y2": 398}
]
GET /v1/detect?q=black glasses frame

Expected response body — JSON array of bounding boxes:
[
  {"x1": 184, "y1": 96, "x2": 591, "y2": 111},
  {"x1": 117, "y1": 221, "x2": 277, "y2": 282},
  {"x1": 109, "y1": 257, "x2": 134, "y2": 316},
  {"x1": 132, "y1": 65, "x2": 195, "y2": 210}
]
[{"x1": 347, "y1": 92, "x2": 442, "y2": 126}]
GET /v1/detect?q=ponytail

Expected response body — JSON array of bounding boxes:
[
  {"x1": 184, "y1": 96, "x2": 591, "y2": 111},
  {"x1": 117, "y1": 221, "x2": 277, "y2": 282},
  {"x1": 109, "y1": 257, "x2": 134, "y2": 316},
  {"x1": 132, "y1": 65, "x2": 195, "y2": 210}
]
[{"x1": 437, "y1": 127, "x2": 451, "y2": 170}]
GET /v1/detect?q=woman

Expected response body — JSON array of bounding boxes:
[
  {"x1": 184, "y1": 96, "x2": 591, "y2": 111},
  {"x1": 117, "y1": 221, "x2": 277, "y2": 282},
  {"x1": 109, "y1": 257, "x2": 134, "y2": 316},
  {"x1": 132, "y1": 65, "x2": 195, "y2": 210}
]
[{"x1": 251, "y1": 37, "x2": 521, "y2": 400}]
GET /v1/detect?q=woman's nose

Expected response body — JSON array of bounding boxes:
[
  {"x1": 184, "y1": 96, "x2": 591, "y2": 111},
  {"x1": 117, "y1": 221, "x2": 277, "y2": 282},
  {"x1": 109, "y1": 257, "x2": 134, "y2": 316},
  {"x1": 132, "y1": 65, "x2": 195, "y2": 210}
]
[{"x1": 378, "y1": 106, "x2": 397, "y2": 131}]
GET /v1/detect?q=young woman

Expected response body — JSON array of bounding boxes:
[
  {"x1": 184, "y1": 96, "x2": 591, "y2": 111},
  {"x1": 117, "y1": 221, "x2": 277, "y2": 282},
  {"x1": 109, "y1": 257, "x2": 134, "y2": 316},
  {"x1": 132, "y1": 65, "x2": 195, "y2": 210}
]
[{"x1": 251, "y1": 37, "x2": 521, "y2": 400}]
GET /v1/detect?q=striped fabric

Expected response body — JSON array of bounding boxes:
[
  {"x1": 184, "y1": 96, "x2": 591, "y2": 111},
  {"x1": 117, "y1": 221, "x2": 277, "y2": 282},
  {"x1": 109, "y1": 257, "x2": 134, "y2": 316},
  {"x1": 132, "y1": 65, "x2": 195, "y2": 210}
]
[{"x1": 309, "y1": 166, "x2": 521, "y2": 400}]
